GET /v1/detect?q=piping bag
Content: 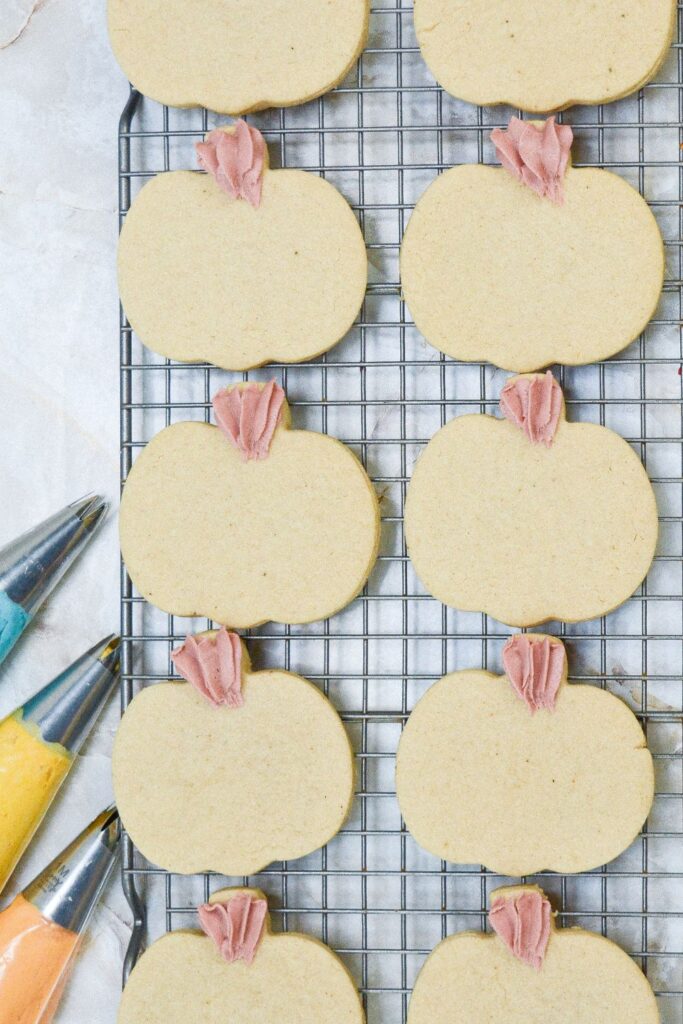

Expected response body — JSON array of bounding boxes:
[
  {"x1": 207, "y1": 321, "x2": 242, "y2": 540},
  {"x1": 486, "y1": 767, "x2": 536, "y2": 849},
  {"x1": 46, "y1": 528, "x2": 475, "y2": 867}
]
[
  {"x1": 0, "y1": 635, "x2": 120, "y2": 894},
  {"x1": 0, "y1": 494, "x2": 108, "y2": 667},
  {"x1": 0, "y1": 806, "x2": 120, "y2": 1024}
]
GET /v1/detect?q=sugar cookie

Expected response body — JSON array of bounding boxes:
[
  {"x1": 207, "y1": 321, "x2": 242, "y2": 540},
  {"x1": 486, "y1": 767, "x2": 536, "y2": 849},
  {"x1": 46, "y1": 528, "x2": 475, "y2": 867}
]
[
  {"x1": 401, "y1": 118, "x2": 664, "y2": 372},
  {"x1": 118, "y1": 122, "x2": 367, "y2": 370},
  {"x1": 118, "y1": 888, "x2": 365, "y2": 1024},
  {"x1": 108, "y1": 1, "x2": 370, "y2": 114},
  {"x1": 413, "y1": 0, "x2": 676, "y2": 112},
  {"x1": 404, "y1": 372, "x2": 658, "y2": 626},
  {"x1": 113, "y1": 630, "x2": 354, "y2": 875},
  {"x1": 119, "y1": 381, "x2": 380, "y2": 627},
  {"x1": 409, "y1": 886, "x2": 659, "y2": 1024},
  {"x1": 396, "y1": 634, "x2": 653, "y2": 875}
]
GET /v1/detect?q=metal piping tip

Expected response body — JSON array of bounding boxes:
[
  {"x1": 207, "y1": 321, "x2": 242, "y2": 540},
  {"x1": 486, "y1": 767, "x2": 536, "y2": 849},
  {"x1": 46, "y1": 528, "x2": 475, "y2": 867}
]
[
  {"x1": 23, "y1": 806, "x2": 120, "y2": 934},
  {"x1": 95, "y1": 633, "x2": 122, "y2": 676},
  {"x1": 72, "y1": 493, "x2": 109, "y2": 532},
  {"x1": 0, "y1": 493, "x2": 109, "y2": 618},
  {"x1": 21, "y1": 634, "x2": 121, "y2": 754}
]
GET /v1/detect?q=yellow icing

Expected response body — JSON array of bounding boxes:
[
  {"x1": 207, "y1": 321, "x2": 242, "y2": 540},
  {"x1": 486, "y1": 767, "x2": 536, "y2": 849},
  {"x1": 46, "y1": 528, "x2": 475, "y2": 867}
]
[{"x1": 0, "y1": 712, "x2": 72, "y2": 893}]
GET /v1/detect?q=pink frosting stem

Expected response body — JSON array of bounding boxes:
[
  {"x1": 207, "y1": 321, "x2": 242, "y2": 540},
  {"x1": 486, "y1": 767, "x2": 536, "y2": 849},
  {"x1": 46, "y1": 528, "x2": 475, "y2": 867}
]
[
  {"x1": 171, "y1": 627, "x2": 244, "y2": 709},
  {"x1": 502, "y1": 635, "x2": 565, "y2": 714},
  {"x1": 489, "y1": 891, "x2": 552, "y2": 971},
  {"x1": 196, "y1": 120, "x2": 266, "y2": 208},
  {"x1": 212, "y1": 380, "x2": 286, "y2": 462},
  {"x1": 490, "y1": 116, "x2": 573, "y2": 205},
  {"x1": 499, "y1": 371, "x2": 563, "y2": 447},
  {"x1": 198, "y1": 893, "x2": 268, "y2": 965}
]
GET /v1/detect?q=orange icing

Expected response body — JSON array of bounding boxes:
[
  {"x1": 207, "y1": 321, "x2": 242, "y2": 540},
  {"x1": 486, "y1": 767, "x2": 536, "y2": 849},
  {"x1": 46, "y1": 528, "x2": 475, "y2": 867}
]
[{"x1": 0, "y1": 895, "x2": 79, "y2": 1024}]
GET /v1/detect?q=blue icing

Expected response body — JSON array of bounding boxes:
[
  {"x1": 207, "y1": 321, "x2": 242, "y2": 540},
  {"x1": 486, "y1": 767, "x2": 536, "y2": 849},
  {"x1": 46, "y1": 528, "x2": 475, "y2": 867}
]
[{"x1": 0, "y1": 590, "x2": 29, "y2": 664}]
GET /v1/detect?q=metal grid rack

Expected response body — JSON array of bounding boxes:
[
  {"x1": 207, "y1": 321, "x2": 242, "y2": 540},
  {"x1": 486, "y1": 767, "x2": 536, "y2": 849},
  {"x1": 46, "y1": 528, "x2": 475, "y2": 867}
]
[{"x1": 118, "y1": 4, "x2": 683, "y2": 1021}]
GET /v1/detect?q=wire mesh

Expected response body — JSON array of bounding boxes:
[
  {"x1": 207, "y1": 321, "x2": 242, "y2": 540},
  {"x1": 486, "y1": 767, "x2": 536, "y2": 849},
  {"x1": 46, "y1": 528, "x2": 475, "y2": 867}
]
[{"x1": 118, "y1": 4, "x2": 683, "y2": 1021}]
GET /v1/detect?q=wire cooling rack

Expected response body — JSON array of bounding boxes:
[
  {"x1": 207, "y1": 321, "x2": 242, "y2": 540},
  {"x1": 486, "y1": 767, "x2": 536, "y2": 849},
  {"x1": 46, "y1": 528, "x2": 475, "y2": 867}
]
[{"x1": 118, "y1": 4, "x2": 683, "y2": 1021}]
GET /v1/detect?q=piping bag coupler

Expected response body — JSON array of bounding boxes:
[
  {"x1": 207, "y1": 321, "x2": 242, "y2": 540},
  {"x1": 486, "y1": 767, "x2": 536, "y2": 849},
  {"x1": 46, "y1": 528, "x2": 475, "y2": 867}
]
[
  {"x1": 0, "y1": 494, "x2": 108, "y2": 666},
  {"x1": 0, "y1": 807, "x2": 120, "y2": 1024},
  {"x1": 0, "y1": 634, "x2": 121, "y2": 894}
]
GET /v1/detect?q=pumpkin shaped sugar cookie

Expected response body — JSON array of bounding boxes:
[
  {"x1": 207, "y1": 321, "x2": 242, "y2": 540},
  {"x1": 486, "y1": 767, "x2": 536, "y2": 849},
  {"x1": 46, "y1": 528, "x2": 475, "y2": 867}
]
[
  {"x1": 119, "y1": 381, "x2": 380, "y2": 627},
  {"x1": 113, "y1": 630, "x2": 354, "y2": 875},
  {"x1": 405, "y1": 372, "x2": 658, "y2": 627},
  {"x1": 401, "y1": 118, "x2": 664, "y2": 372},
  {"x1": 396, "y1": 634, "x2": 654, "y2": 875},
  {"x1": 118, "y1": 121, "x2": 367, "y2": 370},
  {"x1": 413, "y1": 0, "x2": 676, "y2": 112},
  {"x1": 108, "y1": 0, "x2": 370, "y2": 114},
  {"x1": 118, "y1": 888, "x2": 365, "y2": 1024},
  {"x1": 408, "y1": 886, "x2": 659, "y2": 1024}
]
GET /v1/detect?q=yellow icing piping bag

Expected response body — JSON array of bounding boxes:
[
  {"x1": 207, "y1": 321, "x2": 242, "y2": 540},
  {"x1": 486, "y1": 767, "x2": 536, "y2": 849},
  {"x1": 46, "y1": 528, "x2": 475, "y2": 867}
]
[
  {"x1": 0, "y1": 806, "x2": 120, "y2": 1024},
  {"x1": 0, "y1": 634, "x2": 120, "y2": 895},
  {"x1": 0, "y1": 494, "x2": 108, "y2": 667}
]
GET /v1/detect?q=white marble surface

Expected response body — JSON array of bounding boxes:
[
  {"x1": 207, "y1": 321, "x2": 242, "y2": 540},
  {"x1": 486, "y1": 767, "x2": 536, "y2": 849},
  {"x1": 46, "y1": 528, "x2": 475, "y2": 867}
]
[{"x1": 0, "y1": 1, "x2": 131, "y2": 1020}]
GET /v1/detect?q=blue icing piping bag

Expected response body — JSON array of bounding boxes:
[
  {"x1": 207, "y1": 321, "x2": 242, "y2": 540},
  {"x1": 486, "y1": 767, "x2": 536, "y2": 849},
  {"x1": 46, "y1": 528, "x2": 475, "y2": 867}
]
[{"x1": 0, "y1": 495, "x2": 108, "y2": 666}]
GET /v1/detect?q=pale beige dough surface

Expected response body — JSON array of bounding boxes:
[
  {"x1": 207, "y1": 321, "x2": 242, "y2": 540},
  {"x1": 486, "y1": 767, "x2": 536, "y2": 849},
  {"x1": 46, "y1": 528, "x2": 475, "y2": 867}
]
[
  {"x1": 118, "y1": 167, "x2": 367, "y2": 370},
  {"x1": 401, "y1": 164, "x2": 664, "y2": 372},
  {"x1": 108, "y1": 0, "x2": 370, "y2": 114},
  {"x1": 118, "y1": 888, "x2": 365, "y2": 1024},
  {"x1": 113, "y1": 650, "x2": 354, "y2": 875},
  {"x1": 396, "y1": 636, "x2": 654, "y2": 875},
  {"x1": 404, "y1": 377, "x2": 658, "y2": 626},
  {"x1": 413, "y1": 0, "x2": 676, "y2": 112},
  {"x1": 408, "y1": 886, "x2": 659, "y2": 1024},
  {"x1": 119, "y1": 401, "x2": 380, "y2": 627}
]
